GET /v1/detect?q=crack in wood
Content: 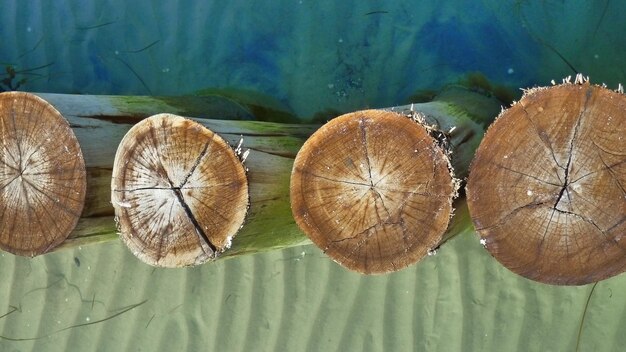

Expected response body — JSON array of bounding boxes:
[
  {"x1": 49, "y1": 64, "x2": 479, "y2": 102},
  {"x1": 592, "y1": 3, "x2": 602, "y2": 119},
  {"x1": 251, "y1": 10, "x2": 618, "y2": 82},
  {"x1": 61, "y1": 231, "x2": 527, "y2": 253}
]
[
  {"x1": 178, "y1": 139, "x2": 211, "y2": 188},
  {"x1": 160, "y1": 141, "x2": 218, "y2": 256},
  {"x1": 494, "y1": 161, "x2": 561, "y2": 187},
  {"x1": 475, "y1": 200, "x2": 552, "y2": 233},
  {"x1": 553, "y1": 87, "x2": 591, "y2": 211},
  {"x1": 172, "y1": 187, "x2": 216, "y2": 255}
]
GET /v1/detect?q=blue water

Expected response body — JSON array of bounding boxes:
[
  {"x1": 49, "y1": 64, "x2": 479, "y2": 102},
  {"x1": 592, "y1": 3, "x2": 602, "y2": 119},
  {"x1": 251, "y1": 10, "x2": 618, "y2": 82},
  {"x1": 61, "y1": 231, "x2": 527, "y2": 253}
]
[{"x1": 2, "y1": 1, "x2": 623, "y2": 118}]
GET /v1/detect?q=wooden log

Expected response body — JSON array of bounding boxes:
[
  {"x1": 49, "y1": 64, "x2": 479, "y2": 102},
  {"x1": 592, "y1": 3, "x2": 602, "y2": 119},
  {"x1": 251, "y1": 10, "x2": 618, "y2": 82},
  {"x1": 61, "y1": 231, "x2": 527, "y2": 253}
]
[
  {"x1": 385, "y1": 87, "x2": 496, "y2": 180},
  {"x1": 25, "y1": 87, "x2": 500, "y2": 261},
  {"x1": 288, "y1": 86, "x2": 502, "y2": 274},
  {"x1": 0, "y1": 92, "x2": 86, "y2": 256},
  {"x1": 466, "y1": 76, "x2": 626, "y2": 285},
  {"x1": 111, "y1": 114, "x2": 249, "y2": 267},
  {"x1": 35, "y1": 93, "x2": 317, "y2": 258}
]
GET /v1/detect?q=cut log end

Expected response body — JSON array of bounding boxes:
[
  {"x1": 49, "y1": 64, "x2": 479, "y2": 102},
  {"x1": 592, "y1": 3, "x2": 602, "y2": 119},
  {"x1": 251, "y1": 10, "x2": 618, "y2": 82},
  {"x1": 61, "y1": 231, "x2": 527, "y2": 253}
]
[
  {"x1": 290, "y1": 110, "x2": 456, "y2": 274},
  {"x1": 111, "y1": 113, "x2": 248, "y2": 268},
  {"x1": 0, "y1": 92, "x2": 86, "y2": 257},
  {"x1": 467, "y1": 82, "x2": 626, "y2": 285}
]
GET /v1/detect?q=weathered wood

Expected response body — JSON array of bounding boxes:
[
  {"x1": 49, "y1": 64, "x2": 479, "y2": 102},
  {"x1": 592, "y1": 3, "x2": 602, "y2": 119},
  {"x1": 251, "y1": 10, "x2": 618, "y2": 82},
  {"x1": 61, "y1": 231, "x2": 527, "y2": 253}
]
[
  {"x1": 467, "y1": 78, "x2": 626, "y2": 285},
  {"x1": 290, "y1": 110, "x2": 457, "y2": 274},
  {"x1": 29, "y1": 87, "x2": 500, "y2": 260},
  {"x1": 0, "y1": 92, "x2": 86, "y2": 257},
  {"x1": 385, "y1": 86, "x2": 500, "y2": 180},
  {"x1": 111, "y1": 114, "x2": 250, "y2": 267},
  {"x1": 37, "y1": 93, "x2": 317, "y2": 258}
]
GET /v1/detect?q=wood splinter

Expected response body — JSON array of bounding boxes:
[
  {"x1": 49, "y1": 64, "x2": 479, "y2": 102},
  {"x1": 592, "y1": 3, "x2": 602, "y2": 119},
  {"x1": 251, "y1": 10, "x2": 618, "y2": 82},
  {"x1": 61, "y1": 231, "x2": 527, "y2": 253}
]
[
  {"x1": 291, "y1": 110, "x2": 458, "y2": 274},
  {"x1": 467, "y1": 78, "x2": 626, "y2": 285},
  {"x1": 0, "y1": 92, "x2": 86, "y2": 257},
  {"x1": 111, "y1": 113, "x2": 248, "y2": 267}
]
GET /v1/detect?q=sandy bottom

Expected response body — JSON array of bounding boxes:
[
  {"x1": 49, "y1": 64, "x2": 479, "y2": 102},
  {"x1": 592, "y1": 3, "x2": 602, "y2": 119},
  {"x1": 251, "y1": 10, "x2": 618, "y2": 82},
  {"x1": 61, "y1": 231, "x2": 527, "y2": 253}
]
[{"x1": 0, "y1": 222, "x2": 625, "y2": 351}]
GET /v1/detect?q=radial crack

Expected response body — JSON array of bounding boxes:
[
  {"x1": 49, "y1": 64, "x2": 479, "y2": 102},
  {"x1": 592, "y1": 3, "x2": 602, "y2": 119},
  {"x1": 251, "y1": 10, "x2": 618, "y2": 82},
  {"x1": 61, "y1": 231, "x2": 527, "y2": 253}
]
[
  {"x1": 519, "y1": 101, "x2": 564, "y2": 175},
  {"x1": 494, "y1": 161, "x2": 561, "y2": 187},
  {"x1": 475, "y1": 200, "x2": 552, "y2": 232},
  {"x1": 297, "y1": 168, "x2": 370, "y2": 187},
  {"x1": 179, "y1": 138, "x2": 211, "y2": 188},
  {"x1": 172, "y1": 188, "x2": 216, "y2": 254},
  {"x1": 553, "y1": 151, "x2": 573, "y2": 209},
  {"x1": 554, "y1": 87, "x2": 591, "y2": 210},
  {"x1": 359, "y1": 118, "x2": 374, "y2": 186}
]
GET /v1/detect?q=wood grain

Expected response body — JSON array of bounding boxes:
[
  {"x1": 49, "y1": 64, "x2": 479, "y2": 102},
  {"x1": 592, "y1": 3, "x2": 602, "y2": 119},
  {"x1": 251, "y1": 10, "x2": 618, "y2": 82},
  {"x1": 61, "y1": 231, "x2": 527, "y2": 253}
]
[
  {"x1": 467, "y1": 81, "x2": 626, "y2": 285},
  {"x1": 111, "y1": 114, "x2": 248, "y2": 267},
  {"x1": 0, "y1": 92, "x2": 86, "y2": 256}
]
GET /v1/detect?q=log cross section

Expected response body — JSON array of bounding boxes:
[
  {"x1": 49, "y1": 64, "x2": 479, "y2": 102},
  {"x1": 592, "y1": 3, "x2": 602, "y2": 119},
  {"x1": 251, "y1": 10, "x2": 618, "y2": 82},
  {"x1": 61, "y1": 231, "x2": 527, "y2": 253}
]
[
  {"x1": 111, "y1": 114, "x2": 248, "y2": 267},
  {"x1": 291, "y1": 110, "x2": 457, "y2": 274}
]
